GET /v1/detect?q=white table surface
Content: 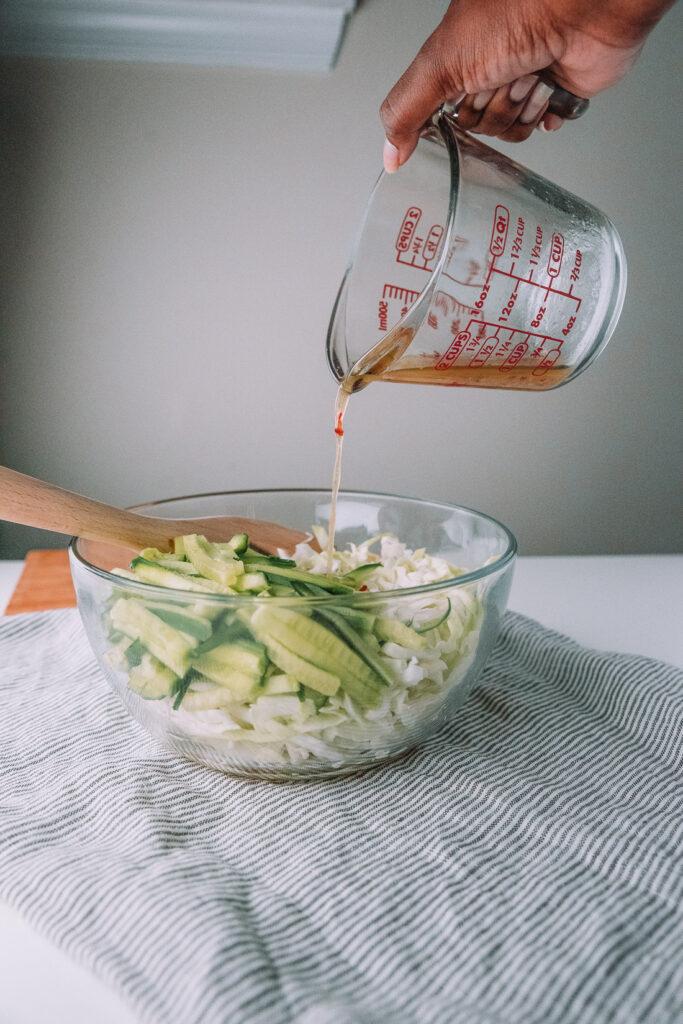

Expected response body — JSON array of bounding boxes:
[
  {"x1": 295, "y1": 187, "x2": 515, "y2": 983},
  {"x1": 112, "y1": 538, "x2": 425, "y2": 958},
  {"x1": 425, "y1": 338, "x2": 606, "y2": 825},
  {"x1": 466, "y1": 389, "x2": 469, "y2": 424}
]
[{"x1": 1, "y1": 554, "x2": 681, "y2": 1024}]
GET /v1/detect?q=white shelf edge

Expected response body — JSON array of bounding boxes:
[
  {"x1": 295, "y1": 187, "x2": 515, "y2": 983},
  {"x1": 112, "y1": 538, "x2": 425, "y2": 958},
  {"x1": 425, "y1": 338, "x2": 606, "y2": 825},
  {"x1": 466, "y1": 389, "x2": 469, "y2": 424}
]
[{"x1": 0, "y1": 0, "x2": 358, "y2": 71}]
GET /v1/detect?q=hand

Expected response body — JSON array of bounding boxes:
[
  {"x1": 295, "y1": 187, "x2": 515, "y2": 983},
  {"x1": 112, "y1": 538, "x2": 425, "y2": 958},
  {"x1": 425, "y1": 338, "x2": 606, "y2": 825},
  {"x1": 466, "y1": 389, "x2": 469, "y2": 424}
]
[{"x1": 380, "y1": 0, "x2": 674, "y2": 171}]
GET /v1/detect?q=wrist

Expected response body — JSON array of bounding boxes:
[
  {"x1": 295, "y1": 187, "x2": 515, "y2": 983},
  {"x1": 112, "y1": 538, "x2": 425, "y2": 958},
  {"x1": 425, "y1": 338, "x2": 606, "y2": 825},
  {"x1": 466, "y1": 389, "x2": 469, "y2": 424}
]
[{"x1": 546, "y1": 0, "x2": 676, "y2": 48}]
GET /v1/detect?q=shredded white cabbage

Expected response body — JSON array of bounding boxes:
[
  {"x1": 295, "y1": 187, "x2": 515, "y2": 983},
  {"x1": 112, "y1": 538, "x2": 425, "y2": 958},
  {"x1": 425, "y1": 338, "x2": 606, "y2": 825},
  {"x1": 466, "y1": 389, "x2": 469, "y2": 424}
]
[{"x1": 123, "y1": 531, "x2": 483, "y2": 767}]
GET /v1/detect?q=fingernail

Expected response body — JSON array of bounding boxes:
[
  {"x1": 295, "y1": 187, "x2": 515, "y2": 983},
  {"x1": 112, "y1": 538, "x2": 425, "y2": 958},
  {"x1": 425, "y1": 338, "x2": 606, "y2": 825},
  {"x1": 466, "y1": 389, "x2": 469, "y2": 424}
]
[
  {"x1": 472, "y1": 88, "x2": 495, "y2": 111},
  {"x1": 544, "y1": 113, "x2": 564, "y2": 132},
  {"x1": 508, "y1": 75, "x2": 537, "y2": 104},
  {"x1": 383, "y1": 138, "x2": 400, "y2": 174},
  {"x1": 520, "y1": 81, "x2": 554, "y2": 124}
]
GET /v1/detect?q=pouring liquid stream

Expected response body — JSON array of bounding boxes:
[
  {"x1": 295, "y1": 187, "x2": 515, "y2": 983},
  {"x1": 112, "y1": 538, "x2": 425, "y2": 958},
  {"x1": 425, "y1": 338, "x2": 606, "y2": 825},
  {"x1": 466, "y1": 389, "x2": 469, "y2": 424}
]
[
  {"x1": 325, "y1": 386, "x2": 351, "y2": 575},
  {"x1": 324, "y1": 323, "x2": 574, "y2": 572},
  {"x1": 325, "y1": 326, "x2": 416, "y2": 574}
]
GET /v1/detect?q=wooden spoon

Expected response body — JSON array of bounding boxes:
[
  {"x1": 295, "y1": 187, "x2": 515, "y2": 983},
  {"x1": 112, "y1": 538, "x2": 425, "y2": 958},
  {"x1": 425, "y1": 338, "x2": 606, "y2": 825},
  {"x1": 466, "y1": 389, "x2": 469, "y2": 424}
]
[{"x1": 0, "y1": 467, "x2": 312, "y2": 556}]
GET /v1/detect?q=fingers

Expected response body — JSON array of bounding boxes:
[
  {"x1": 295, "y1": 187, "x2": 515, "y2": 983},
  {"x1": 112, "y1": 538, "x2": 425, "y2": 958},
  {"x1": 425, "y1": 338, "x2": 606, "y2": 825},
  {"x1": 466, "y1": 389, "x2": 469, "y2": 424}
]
[
  {"x1": 380, "y1": 33, "x2": 462, "y2": 172},
  {"x1": 539, "y1": 112, "x2": 565, "y2": 133},
  {"x1": 458, "y1": 77, "x2": 555, "y2": 142}
]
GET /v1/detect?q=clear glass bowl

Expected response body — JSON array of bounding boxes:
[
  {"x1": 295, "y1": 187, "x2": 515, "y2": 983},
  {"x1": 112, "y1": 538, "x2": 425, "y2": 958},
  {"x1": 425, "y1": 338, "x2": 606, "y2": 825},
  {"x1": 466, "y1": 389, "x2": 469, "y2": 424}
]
[{"x1": 70, "y1": 489, "x2": 516, "y2": 780}]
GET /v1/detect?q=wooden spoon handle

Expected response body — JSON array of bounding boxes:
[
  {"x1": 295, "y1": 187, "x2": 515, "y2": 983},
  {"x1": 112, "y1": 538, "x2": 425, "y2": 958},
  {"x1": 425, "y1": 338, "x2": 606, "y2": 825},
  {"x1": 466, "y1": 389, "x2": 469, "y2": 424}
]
[{"x1": 0, "y1": 466, "x2": 174, "y2": 551}]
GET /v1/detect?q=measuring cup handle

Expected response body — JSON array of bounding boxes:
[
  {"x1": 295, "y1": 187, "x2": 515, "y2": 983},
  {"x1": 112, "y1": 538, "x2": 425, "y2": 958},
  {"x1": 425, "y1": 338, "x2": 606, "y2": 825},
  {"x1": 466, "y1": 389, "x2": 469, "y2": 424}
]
[
  {"x1": 539, "y1": 74, "x2": 589, "y2": 120},
  {"x1": 438, "y1": 75, "x2": 589, "y2": 123}
]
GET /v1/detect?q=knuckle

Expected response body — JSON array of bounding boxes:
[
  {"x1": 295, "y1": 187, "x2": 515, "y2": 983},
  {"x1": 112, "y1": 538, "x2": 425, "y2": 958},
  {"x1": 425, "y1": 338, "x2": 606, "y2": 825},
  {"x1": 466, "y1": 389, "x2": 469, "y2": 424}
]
[
  {"x1": 379, "y1": 94, "x2": 402, "y2": 137},
  {"x1": 501, "y1": 121, "x2": 536, "y2": 143},
  {"x1": 455, "y1": 105, "x2": 480, "y2": 130},
  {"x1": 477, "y1": 110, "x2": 511, "y2": 135}
]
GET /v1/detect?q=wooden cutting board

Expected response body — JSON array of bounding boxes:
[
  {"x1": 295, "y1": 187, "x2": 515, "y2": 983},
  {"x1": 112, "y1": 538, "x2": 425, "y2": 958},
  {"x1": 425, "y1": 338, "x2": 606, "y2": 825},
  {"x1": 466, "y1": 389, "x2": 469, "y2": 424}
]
[{"x1": 5, "y1": 549, "x2": 77, "y2": 615}]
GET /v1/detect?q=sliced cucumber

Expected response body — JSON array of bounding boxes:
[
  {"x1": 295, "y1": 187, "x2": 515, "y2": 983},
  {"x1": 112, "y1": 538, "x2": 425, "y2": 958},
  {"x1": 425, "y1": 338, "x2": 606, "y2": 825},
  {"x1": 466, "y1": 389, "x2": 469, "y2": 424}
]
[
  {"x1": 130, "y1": 558, "x2": 233, "y2": 594},
  {"x1": 242, "y1": 556, "x2": 355, "y2": 593},
  {"x1": 315, "y1": 610, "x2": 395, "y2": 688},
  {"x1": 234, "y1": 571, "x2": 268, "y2": 593},
  {"x1": 194, "y1": 638, "x2": 267, "y2": 679},
  {"x1": 374, "y1": 617, "x2": 426, "y2": 650},
  {"x1": 110, "y1": 597, "x2": 198, "y2": 676},
  {"x1": 290, "y1": 580, "x2": 377, "y2": 632},
  {"x1": 145, "y1": 603, "x2": 213, "y2": 642},
  {"x1": 227, "y1": 532, "x2": 249, "y2": 556},
  {"x1": 301, "y1": 685, "x2": 330, "y2": 709},
  {"x1": 124, "y1": 637, "x2": 146, "y2": 668},
  {"x1": 260, "y1": 673, "x2": 300, "y2": 696},
  {"x1": 183, "y1": 535, "x2": 244, "y2": 587},
  {"x1": 257, "y1": 635, "x2": 341, "y2": 696},
  {"x1": 129, "y1": 653, "x2": 178, "y2": 700},
  {"x1": 172, "y1": 672, "x2": 194, "y2": 709},
  {"x1": 252, "y1": 606, "x2": 382, "y2": 690},
  {"x1": 192, "y1": 662, "x2": 260, "y2": 698},
  {"x1": 195, "y1": 619, "x2": 253, "y2": 654},
  {"x1": 182, "y1": 683, "x2": 239, "y2": 711},
  {"x1": 243, "y1": 552, "x2": 296, "y2": 568},
  {"x1": 342, "y1": 563, "x2": 382, "y2": 587}
]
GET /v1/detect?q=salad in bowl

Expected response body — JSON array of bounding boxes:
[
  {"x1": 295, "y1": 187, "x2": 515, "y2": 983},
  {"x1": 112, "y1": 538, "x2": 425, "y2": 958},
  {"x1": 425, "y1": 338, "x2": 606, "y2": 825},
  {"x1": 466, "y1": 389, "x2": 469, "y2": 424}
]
[{"x1": 70, "y1": 490, "x2": 516, "y2": 779}]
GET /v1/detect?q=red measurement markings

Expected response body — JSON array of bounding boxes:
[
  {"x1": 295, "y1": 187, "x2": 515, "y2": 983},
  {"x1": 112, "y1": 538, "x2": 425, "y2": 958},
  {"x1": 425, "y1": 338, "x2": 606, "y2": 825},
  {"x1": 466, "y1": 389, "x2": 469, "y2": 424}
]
[
  {"x1": 531, "y1": 304, "x2": 547, "y2": 329},
  {"x1": 532, "y1": 348, "x2": 562, "y2": 375},
  {"x1": 395, "y1": 207, "x2": 443, "y2": 271},
  {"x1": 463, "y1": 331, "x2": 482, "y2": 356},
  {"x1": 547, "y1": 232, "x2": 564, "y2": 278},
  {"x1": 383, "y1": 283, "x2": 421, "y2": 303},
  {"x1": 500, "y1": 339, "x2": 529, "y2": 371},
  {"x1": 474, "y1": 282, "x2": 491, "y2": 315},
  {"x1": 529, "y1": 226, "x2": 543, "y2": 266},
  {"x1": 492, "y1": 335, "x2": 513, "y2": 358},
  {"x1": 489, "y1": 263, "x2": 581, "y2": 308},
  {"x1": 435, "y1": 331, "x2": 470, "y2": 370},
  {"x1": 380, "y1": 282, "x2": 421, "y2": 322},
  {"x1": 396, "y1": 207, "x2": 421, "y2": 252},
  {"x1": 499, "y1": 288, "x2": 519, "y2": 322},
  {"x1": 424, "y1": 224, "x2": 444, "y2": 263},
  {"x1": 510, "y1": 217, "x2": 525, "y2": 259},
  {"x1": 467, "y1": 319, "x2": 564, "y2": 357},
  {"x1": 469, "y1": 335, "x2": 499, "y2": 368},
  {"x1": 490, "y1": 206, "x2": 509, "y2": 256}
]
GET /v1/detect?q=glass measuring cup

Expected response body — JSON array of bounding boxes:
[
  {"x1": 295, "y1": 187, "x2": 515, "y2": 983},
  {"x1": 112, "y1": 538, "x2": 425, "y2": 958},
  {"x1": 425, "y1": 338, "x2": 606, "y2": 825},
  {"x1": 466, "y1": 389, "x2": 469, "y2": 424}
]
[{"x1": 327, "y1": 114, "x2": 626, "y2": 391}]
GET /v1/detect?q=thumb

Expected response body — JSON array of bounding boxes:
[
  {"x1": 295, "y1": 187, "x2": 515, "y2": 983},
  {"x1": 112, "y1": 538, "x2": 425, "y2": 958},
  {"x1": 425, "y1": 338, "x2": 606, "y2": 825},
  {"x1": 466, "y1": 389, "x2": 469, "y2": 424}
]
[{"x1": 380, "y1": 37, "x2": 462, "y2": 172}]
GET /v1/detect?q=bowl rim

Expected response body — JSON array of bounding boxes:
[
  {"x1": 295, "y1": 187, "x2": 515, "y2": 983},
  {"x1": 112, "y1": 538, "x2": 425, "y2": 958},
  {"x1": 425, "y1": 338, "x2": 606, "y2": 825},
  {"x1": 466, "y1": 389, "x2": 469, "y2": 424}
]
[{"x1": 69, "y1": 487, "x2": 517, "y2": 604}]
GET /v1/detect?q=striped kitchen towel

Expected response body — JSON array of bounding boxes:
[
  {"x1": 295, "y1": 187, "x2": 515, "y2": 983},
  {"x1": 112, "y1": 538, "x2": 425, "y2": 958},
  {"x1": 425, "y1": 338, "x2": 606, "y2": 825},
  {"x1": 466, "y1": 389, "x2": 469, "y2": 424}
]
[{"x1": 0, "y1": 609, "x2": 681, "y2": 1024}]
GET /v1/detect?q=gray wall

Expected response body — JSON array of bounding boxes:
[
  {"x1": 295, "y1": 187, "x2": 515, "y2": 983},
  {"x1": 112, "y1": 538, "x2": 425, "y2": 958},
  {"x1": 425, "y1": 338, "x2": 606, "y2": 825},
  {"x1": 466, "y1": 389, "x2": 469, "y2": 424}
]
[{"x1": 1, "y1": 0, "x2": 681, "y2": 558}]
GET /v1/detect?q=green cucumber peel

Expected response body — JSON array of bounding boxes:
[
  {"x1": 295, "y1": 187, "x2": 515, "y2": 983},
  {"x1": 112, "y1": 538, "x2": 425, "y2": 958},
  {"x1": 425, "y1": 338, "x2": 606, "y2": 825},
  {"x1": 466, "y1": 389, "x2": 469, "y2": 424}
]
[
  {"x1": 342, "y1": 563, "x2": 382, "y2": 586},
  {"x1": 413, "y1": 599, "x2": 452, "y2": 634},
  {"x1": 256, "y1": 563, "x2": 354, "y2": 593},
  {"x1": 172, "y1": 673, "x2": 193, "y2": 710},
  {"x1": 146, "y1": 606, "x2": 213, "y2": 642},
  {"x1": 319, "y1": 610, "x2": 394, "y2": 688},
  {"x1": 243, "y1": 552, "x2": 297, "y2": 568},
  {"x1": 290, "y1": 580, "x2": 377, "y2": 632},
  {"x1": 195, "y1": 620, "x2": 253, "y2": 655},
  {"x1": 124, "y1": 638, "x2": 146, "y2": 668}
]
